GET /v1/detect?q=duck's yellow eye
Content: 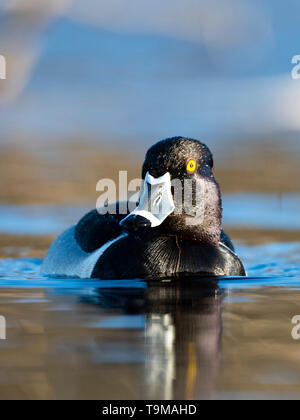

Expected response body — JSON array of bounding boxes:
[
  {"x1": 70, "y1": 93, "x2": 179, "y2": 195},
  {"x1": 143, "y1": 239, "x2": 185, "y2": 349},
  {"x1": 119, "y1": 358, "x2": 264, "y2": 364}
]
[{"x1": 186, "y1": 159, "x2": 196, "y2": 173}]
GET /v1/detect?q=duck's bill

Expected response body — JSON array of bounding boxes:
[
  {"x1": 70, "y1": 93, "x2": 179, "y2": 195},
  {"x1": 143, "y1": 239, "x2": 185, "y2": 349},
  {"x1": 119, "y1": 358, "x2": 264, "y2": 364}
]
[{"x1": 120, "y1": 171, "x2": 175, "y2": 230}]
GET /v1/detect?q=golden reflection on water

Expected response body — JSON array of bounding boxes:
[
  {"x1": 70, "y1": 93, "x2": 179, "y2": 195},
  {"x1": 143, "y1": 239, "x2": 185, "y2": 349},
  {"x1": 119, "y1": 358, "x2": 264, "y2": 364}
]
[{"x1": 1, "y1": 279, "x2": 300, "y2": 399}]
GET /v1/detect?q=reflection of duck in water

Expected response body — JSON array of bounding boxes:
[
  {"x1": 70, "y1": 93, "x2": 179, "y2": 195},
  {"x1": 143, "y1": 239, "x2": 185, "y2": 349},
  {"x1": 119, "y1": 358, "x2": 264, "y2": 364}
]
[
  {"x1": 86, "y1": 279, "x2": 223, "y2": 400},
  {"x1": 43, "y1": 137, "x2": 245, "y2": 279}
]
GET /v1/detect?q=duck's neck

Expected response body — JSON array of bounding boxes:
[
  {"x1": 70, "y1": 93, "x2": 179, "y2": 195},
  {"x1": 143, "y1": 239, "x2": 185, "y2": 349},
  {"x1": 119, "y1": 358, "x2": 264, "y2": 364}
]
[
  {"x1": 163, "y1": 177, "x2": 222, "y2": 246},
  {"x1": 197, "y1": 178, "x2": 222, "y2": 246}
]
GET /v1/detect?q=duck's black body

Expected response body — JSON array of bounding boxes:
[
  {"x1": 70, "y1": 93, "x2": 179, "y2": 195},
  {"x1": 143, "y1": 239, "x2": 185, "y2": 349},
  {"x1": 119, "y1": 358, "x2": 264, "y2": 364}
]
[{"x1": 42, "y1": 137, "x2": 246, "y2": 279}]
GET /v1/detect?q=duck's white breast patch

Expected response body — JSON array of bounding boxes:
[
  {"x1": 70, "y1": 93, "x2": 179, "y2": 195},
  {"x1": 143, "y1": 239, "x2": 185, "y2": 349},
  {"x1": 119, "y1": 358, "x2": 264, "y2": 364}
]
[{"x1": 42, "y1": 226, "x2": 127, "y2": 278}]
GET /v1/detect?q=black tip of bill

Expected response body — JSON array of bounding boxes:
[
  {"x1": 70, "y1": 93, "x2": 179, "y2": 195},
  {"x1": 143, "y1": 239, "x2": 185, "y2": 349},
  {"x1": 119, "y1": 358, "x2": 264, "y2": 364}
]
[{"x1": 120, "y1": 214, "x2": 152, "y2": 232}]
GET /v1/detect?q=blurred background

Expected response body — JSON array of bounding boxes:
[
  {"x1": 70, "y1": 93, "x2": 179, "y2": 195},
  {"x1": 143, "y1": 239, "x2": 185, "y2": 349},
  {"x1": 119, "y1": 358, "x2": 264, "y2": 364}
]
[
  {"x1": 0, "y1": 0, "x2": 299, "y2": 235},
  {"x1": 0, "y1": 1, "x2": 300, "y2": 400}
]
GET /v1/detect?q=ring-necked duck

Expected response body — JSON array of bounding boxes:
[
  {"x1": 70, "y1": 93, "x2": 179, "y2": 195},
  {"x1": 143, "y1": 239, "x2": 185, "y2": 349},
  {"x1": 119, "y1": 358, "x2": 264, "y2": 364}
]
[{"x1": 42, "y1": 137, "x2": 246, "y2": 279}]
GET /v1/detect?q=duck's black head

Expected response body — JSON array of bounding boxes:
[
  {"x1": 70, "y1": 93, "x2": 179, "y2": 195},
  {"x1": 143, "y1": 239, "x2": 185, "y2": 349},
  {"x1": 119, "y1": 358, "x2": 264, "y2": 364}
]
[{"x1": 121, "y1": 136, "x2": 222, "y2": 245}]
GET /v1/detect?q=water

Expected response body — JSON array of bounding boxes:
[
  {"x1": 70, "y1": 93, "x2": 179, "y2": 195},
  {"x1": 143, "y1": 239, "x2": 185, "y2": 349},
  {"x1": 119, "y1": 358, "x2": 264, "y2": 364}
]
[{"x1": 0, "y1": 195, "x2": 299, "y2": 400}]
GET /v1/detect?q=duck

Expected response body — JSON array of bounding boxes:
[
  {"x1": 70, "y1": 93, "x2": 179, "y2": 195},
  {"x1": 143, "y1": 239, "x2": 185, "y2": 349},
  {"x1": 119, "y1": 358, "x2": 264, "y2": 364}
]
[{"x1": 42, "y1": 136, "x2": 246, "y2": 279}]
